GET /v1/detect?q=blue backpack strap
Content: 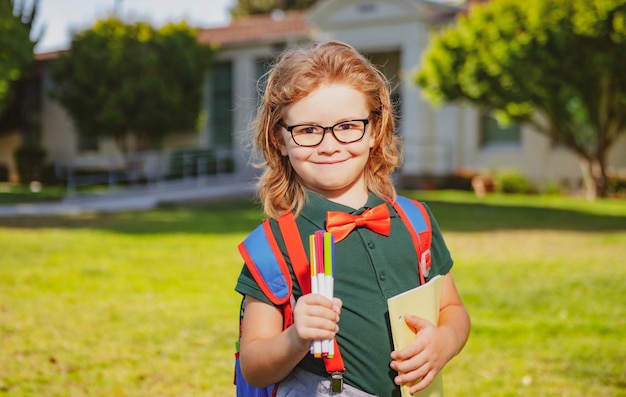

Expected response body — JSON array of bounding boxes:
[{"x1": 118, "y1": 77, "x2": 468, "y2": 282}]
[
  {"x1": 238, "y1": 219, "x2": 292, "y2": 305},
  {"x1": 392, "y1": 196, "x2": 433, "y2": 285}
]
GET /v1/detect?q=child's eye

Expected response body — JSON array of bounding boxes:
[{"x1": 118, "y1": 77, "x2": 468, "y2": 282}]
[
  {"x1": 336, "y1": 122, "x2": 357, "y2": 131},
  {"x1": 296, "y1": 126, "x2": 322, "y2": 134}
]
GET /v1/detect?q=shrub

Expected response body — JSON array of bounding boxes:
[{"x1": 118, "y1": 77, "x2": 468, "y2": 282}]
[
  {"x1": 0, "y1": 163, "x2": 8, "y2": 182},
  {"x1": 543, "y1": 179, "x2": 563, "y2": 196},
  {"x1": 608, "y1": 174, "x2": 626, "y2": 197},
  {"x1": 494, "y1": 169, "x2": 535, "y2": 194},
  {"x1": 14, "y1": 145, "x2": 46, "y2": 183},
  {"x1": 41, "y1": 164, "x2": 62, "y2": 186}
]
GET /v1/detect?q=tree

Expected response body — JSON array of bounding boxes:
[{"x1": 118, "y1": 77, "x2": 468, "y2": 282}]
[
  {"x1": 0, "y1": 0, "x2": 38, "y2": 119},
  {"x1": 415, "y1": 0, "x2": 626, "y2": 199},
  {"x1": 49, "y1": 18, "x2": 213, "y2": 152},
  {"x1": 230, "y1": 0, "x2": 318, "y2": 19}
]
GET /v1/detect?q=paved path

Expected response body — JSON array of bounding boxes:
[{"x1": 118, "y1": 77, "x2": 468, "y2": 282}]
[{"x1": 0, "y1": 176, "x2": 255, "y2": 217}]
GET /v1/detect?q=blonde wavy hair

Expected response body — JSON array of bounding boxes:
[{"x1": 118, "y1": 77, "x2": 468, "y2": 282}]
[{"x1": 254, "y1": 40, "x2": 402, "y2": 219}]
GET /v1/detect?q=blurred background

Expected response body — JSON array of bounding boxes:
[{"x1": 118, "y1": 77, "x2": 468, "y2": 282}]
[{"x1": 1, "y1": 0, "x2": 625, "y2": 396}]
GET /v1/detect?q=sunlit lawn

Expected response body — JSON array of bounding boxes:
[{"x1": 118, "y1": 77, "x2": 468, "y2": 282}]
[{"x1": 0, "y1": 191, "x2": 624, "y2": 396}]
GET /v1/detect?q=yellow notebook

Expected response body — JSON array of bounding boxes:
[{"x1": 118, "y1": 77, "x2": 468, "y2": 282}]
[{"x1": 387, "y1": 275, "x2": 445, "y2": 397}]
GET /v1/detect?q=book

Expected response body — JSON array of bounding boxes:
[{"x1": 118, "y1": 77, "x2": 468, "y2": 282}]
[{"x1": 387, "y1": 275, "x2": 445, "y2": 397}]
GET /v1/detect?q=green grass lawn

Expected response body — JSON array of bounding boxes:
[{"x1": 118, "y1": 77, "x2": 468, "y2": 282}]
[
  {"x1": 0, "y1": 183, "x2": 66, "y2": 204},
  {"x1": 0, "y1": 191, "x2": 624, "y2": 396}
]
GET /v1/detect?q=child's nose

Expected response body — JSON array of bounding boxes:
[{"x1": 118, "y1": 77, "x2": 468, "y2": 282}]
[{"x1": 317, "y1": 128, "x2": 341, "y2": 150}]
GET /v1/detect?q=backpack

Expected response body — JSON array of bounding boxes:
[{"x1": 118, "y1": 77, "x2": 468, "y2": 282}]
[{"x1": 234, "y1": 196, "x2": 433, "y2": 397}]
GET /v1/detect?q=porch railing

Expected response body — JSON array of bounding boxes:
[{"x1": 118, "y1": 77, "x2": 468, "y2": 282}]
[{"x1": 55, "y1": 148, "x2": 235, "y2": 196}]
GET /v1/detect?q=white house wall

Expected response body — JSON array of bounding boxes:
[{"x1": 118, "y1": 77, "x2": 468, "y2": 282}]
[
  {"x1": 232, "y1": 51, "x2": 262, "y2": 175},
  {"x1": 460, "y1": 106, "x2": 626, "y2": 188},
  {"x1": 430, "y1": 103, "x2": 457, "y2": 173},
  {"x1": 40, "y1": 68, "x2": 77, "y2": 163},
  {"x1": 608, "y1": 136, "x2": 626, "y2": 173}
]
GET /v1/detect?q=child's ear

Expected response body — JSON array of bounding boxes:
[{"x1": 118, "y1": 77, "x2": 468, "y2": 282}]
[
  {"x1": 367, "y1": 128, "x2": 376, "y2": 149},
  {"x1": 276, "y1": 126, "x2": 289, "y2": 156},
  {"x1": 279, "y1": 139, "x2": 289, "y2": 156}
]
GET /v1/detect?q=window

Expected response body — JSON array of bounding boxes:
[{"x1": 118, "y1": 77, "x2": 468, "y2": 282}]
[
  {"x1": 481, "y1": 111, "x2": 521, "y2": 146},
  {"x1": 210, "y1": 61, "x2": 233, "y2": 149}
]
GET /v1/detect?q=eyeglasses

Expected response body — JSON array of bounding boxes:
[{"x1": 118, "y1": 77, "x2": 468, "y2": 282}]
[{"x1": 280, "y1": 119, "x2": 369, "y2": 147}]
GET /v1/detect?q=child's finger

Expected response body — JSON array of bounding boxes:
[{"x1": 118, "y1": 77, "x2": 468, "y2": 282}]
[{"x1": 404, "y1": 313, "x2": 433, "y2": 333}]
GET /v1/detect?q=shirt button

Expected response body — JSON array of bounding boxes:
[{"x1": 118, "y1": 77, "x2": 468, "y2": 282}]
[
  {"x1": 379, "y1": 272, "x2": 386, "y2": 281},
  {"x1": 367, "y1": 241, "x2": 375, "y2": 249}
]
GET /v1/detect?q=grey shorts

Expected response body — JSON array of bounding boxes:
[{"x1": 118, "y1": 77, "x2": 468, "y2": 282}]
[{"x1": 275, "y1": 367, "x2": 379, "y2": 397}]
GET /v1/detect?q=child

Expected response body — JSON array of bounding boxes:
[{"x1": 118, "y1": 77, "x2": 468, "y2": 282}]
[{"x1": 235, "y1": 40, "x2": 470, "y2": 397}]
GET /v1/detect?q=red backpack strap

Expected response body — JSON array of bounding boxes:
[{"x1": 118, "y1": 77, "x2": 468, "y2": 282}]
[
  {"x1": 277, "y1": 211, "x2": 311, "y2": 295},
  {"x1": 391, "y1": 196, "x2": 432, "y2": 285},
  {"x1": 276, "y1": 211, "x2": 346, "y2": 378}
]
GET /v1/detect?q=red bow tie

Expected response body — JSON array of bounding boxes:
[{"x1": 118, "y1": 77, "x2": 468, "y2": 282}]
[{"x1": 326, "y1": 203, "x2": 391, "y2": 242}]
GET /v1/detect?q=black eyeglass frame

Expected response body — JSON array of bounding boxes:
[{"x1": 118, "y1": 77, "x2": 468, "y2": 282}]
[{"x1": 280, "y1": 119, "x2": 370, "y2": 147}]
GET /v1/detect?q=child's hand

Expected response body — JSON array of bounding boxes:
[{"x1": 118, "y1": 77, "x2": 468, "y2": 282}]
[
  {"x1": 389, "y1": 314, "x2": 455, "y2": 394},
  {"x1": 291, "y1": 294, "x2": 342, "y2": 349}
]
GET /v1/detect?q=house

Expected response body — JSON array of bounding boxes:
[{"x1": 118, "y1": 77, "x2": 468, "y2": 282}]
[{"x1": 3, "y1": 0, "x2": 625, "y2": 191}]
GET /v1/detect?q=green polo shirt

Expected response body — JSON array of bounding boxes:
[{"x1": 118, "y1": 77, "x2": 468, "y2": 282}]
[{"x1": 235, "y1": 191, "x2": 453, "y2": 397}]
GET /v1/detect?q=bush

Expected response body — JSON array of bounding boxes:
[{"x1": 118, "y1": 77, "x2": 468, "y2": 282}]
[
  {"x1": 543, "y1": 179, "x2": 563, "y2": 196},
  {"x1": 0, "y1": 163, "x2": 8, "y2": 182},
  {"x1": 41, "y1": 164, "x2": 62, "y2": 186},
  {"x1": 14, "y1": 145, "x2": 46, "y2": 183},
  {"x1": 494, "y1": 170, "x2": 535, "y2": 194},
  {"x1": 608, "y1": 174, "x2": 626, "y2": 197}
]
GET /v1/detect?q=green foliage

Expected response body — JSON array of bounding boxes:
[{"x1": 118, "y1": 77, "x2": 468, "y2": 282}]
[
  {"x1": 0, "y1": 164, "x2": 8, "y2": 182},
  {"x1": 493, "y1": 169, "x2": 536, "y2": 194},
  {"x1": 608, "y1": 174, "x2": 626, "y2": 196},
  {"x1": 542, "y1": 179, "x2": 564, "y2": 196},
  {"x1": 415, "y1": 0, "x2": 626, "y2": 198},
  {"x1": 230, "y1": 0, "x2": 319, "y2": 18},
  {"x1": 1, "y1": 193, "x2": 625, "y2": 396},
  {"x1": 49, "y1": 18, "x2": 214, "y2": 151},
  {"x1": 13, "y1": 144, "x2": 45, "y2": 183},
  {"x1": 0, "y1": 0, "x2": 36, "y2": 116}
]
